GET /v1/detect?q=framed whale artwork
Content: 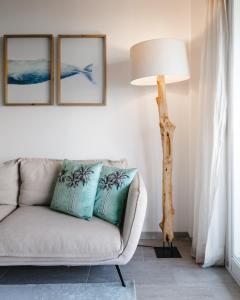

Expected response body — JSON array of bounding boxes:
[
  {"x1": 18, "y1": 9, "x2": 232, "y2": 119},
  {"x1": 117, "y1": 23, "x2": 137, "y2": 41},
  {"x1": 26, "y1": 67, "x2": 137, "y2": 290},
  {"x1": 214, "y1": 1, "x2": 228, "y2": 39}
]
[
  {"x1": 57, "y1": 35, "x2": 107, "y2": 106},
  {"x1": 3, "y1": 34, "x2": 54, "y2": 106}
]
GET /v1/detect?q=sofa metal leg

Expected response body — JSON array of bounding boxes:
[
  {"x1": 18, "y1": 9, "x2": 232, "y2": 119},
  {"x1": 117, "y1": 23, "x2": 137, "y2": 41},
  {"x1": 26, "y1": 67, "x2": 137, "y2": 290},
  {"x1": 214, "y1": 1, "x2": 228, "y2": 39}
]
[{"x1": 115, "y1": 265, "x2": 126, "y2": 287}]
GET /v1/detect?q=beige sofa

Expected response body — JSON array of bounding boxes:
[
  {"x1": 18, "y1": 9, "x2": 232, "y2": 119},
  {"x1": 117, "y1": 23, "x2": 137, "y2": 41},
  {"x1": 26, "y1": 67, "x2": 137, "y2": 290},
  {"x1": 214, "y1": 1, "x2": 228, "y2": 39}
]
[{"x1": 0, "y1": 158, "x2": 147, "y2": 273}]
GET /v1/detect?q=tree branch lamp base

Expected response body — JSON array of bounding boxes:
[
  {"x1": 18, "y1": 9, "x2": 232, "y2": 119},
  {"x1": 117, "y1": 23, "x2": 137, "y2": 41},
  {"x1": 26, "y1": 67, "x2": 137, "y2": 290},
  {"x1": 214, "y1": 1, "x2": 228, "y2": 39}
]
[{"x1": 155, "y1": 76, "x2": 182, "y2": 258}]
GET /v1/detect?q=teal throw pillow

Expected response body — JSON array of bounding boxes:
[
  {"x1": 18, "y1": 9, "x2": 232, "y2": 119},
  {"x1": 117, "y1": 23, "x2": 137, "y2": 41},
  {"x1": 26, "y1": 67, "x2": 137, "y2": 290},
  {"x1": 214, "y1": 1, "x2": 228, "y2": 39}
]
[
  {"x1": 94, "y1": 166, "x2": 137, "y2": 226},
  {"x1": 50, "y1": 160, "x2": 103, "y2": 220}
]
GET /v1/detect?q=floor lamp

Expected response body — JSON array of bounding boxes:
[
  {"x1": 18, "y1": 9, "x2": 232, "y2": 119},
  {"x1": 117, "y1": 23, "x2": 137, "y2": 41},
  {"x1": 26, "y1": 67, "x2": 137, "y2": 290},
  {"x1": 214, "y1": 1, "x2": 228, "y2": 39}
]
[{"x1": 130, "y1": 38, "x2": 189, "y2": 258}]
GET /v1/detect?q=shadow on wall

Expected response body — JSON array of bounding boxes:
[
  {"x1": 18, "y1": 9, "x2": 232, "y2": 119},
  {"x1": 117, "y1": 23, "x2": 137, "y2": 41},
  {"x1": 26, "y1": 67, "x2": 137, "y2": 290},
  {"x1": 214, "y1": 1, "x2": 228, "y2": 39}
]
[
  {"x1": 167, "y1": 80, "x2": 189, "y2": 96},
  {"x1": 107, "y1": 48, "x2": 162, "y2": 229},
  {"x1": 108, "y1": 61, "x2": 131, "y2": 88},
  {"x1": 137, "y1": 86, "x2": 163, "y2": 230},
  {"x1": 106, "y1": 47, "x2": 136, "y2": 107}
]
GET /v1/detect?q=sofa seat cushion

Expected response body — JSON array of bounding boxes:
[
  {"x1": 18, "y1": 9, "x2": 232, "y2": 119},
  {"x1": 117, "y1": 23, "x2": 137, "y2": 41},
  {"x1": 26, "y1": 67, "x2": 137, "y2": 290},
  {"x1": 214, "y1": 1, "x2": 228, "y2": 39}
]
[
  {"x1": 0, "y1": 206, "x2": 123, "y2": 260},
  {"x1": 0, "y1": 205, "x2": 16, "y2": 222}
]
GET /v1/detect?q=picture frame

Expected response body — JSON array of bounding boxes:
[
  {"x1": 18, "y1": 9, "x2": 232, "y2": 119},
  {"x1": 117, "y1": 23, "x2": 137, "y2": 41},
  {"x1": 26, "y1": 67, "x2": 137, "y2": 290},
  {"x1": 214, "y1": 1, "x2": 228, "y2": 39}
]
[
  {"x1": 3, "y1": 34, "x2": 54, "y2": 106},
  {"x1": 57, "y1": 34, "x2": 107, "y2": 106}
]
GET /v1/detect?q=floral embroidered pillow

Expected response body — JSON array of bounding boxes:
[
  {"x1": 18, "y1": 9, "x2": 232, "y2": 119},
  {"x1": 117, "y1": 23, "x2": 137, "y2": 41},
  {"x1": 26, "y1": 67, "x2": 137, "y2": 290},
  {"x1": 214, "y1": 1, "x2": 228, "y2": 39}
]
[
  {"x1": 94, "y1": 166, "x2": 137, "y2": 226},
  {"x1": 50, "y1": 160, "x2": 103, "y2": 220}
]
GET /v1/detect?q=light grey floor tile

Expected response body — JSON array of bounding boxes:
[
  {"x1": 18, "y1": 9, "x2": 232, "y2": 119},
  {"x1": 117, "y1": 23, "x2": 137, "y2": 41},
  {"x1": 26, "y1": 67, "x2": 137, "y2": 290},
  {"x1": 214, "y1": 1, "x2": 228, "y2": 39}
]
[
  {"x1": 173, "y1": 267, "x2": 235, "y2": 287},
  {"x1": 212, "y1": 285, "x2": 240, "y2": 300},
  {"x1": 136, "y1": 284, "x2": 214, "y2": 300},
  {"x1": 131, "y1": 246, "x2": 144, "y2": 262},
  {"x1": 122, "y1": 260, "x2": 176, "y2": 285}
]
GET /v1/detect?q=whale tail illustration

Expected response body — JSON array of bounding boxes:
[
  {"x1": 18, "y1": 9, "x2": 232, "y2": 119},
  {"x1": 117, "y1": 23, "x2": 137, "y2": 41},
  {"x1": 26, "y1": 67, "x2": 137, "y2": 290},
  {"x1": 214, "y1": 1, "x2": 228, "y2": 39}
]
[
  {"x1": 83, "y1": 64, "x2": 95, "y2": 83},
  {"x1": 7, "y1": 60, "x2": 96, "y2": 85}
]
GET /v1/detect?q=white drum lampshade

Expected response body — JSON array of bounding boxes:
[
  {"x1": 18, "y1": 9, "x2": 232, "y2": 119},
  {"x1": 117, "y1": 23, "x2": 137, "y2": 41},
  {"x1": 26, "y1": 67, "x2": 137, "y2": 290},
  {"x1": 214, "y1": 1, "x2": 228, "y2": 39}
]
[{"x1": 130, "y1": 38, "x2": 190, "y2": 85}]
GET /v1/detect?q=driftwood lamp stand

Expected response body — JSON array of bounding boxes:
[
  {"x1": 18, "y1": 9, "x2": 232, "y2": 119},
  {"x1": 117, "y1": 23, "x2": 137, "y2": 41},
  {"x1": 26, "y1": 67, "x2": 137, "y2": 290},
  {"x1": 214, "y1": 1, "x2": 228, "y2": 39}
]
[{"x1": 130, "y1": 38, "x2": 189, "y2": 258}]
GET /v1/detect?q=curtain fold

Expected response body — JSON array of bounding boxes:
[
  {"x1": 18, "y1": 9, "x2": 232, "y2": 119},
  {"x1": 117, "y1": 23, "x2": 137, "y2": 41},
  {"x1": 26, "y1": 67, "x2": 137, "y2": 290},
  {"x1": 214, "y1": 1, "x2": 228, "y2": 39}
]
[{"x1": 192, "y1": 0, "x2": 228, "y2": 267}]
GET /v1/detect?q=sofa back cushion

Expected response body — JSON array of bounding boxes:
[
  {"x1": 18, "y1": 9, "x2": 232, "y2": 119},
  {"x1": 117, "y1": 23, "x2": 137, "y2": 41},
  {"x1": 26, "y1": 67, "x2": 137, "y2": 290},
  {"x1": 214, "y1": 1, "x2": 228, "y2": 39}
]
[
  {"x1": 19, "y1": 158, "x2": 127, "y2": 206},
  {"x1": 0, "y1": 161, "x2": 19, "y2": 206},
  {"x1": 19, "y1": 159, "x2": 62, "y2": 206}
]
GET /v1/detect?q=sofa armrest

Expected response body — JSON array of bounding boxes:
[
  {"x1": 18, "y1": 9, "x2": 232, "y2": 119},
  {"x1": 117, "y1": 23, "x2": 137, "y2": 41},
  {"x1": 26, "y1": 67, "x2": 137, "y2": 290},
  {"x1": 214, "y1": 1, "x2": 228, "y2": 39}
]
[{"x1": 118, "y1": 173, "x2": 147, "y2": 264}]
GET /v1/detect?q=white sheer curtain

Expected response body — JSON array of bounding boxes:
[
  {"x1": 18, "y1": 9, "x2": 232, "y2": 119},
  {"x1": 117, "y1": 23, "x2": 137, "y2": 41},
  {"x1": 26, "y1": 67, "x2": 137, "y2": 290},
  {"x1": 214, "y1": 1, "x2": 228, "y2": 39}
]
[
  {"x1": 192, "y1": 0, "x2": 228, "y2": 267},
  {"x1": 228, "y1": 0, "x2": 240, "y2": 280}
]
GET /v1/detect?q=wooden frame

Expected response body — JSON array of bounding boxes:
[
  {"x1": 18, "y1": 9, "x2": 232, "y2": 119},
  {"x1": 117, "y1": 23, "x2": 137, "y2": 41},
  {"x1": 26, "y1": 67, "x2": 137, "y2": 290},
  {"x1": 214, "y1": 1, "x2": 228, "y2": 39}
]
[
  {"x1": 57, "y1": 34, "x2": 107, "y2": 106},
  {"x1": 3, "y1": 34, "x2": 54, "y2": 106}
]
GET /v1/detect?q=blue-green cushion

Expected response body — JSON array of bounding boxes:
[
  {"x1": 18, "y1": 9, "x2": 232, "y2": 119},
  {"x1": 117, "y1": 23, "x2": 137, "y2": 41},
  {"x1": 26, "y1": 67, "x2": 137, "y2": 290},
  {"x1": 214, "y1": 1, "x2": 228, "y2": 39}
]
[
  {"x1": 50, "y1": 160, "x2": 103, "y2": 220},
  {"x1": 94, "y1": 166, "x2": 137, "y2": 226}
]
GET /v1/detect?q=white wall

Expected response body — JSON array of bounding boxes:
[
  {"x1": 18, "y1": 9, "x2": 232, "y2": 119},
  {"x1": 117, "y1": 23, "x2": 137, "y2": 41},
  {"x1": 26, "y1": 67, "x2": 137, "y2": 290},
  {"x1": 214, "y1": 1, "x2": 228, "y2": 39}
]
[
  {"x1": 0, "y1": 0, "x2": 191, "y2": 232},
  {"x1": 189, "y1": 0, "x2": 206, "y2": 236}
]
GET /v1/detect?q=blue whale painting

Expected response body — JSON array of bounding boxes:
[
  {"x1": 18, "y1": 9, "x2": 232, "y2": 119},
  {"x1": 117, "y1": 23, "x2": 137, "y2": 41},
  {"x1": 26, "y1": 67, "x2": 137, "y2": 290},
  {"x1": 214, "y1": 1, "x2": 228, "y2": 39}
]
[{"x1": 8, "y1": 59, "x2": 95, "y2": 85}]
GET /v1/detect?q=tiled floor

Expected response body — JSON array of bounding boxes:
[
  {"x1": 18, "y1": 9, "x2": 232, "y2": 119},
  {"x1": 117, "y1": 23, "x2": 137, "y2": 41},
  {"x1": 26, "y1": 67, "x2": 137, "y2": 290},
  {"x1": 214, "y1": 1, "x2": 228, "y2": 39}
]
[{"x1": 0, "y1": 239, "x2": 240, "y2": 299}]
